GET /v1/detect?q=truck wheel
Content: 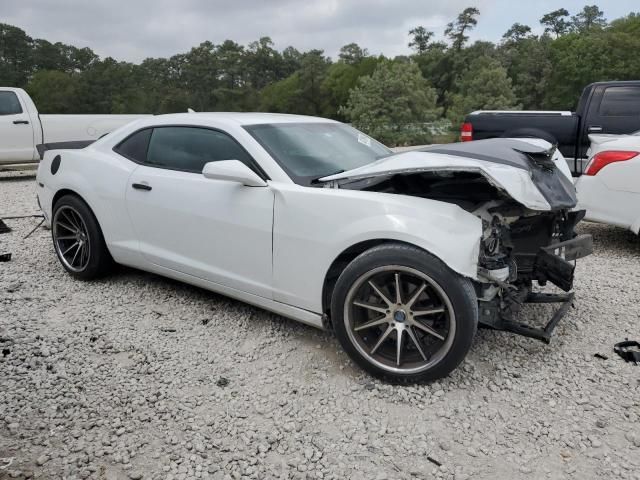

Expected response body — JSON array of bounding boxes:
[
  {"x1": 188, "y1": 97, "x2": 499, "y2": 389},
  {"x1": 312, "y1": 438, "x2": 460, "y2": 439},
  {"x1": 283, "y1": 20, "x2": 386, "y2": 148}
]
[
  {"x1": 331, "y1": 243, "x2": 478, "y2": 383},
  {"x1": 52, "y1": 194, "x2": 113, "y2": 280}
]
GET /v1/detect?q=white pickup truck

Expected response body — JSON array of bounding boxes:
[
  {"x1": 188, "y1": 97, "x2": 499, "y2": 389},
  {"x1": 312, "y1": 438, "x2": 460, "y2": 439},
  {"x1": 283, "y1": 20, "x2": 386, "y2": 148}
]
[{"x1": 0, "y1": 87, "x2": 149, "y2": 165}]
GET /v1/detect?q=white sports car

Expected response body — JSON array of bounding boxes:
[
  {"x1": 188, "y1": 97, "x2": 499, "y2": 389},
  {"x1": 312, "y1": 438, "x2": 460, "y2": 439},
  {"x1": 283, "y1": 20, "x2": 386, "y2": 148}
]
[
  {"x1": 575, "y1": 131, "x2": 640, "y2": 234},
  {"x1": 36, "y1": 114, "x2": 592, "y2": 382}
]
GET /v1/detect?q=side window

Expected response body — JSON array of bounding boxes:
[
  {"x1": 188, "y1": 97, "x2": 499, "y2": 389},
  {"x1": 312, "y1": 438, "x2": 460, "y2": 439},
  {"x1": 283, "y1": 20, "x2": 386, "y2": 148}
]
[
  {"x1": 113, "y1": 128, "x2": 152, "y2": 163},
  {"x1": 146, "y1": 127, "x2": 252, "y2": 173},
  {"x1": 599, "y1": 86, "x2": 640, "y2": 116},
  {"x1": 0, "y1": 91, "x2": 23, "y2": 115}
]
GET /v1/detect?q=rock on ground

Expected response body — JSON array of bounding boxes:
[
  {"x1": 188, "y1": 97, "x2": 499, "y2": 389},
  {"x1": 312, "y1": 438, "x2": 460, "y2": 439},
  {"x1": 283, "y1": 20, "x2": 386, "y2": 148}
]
[{"x1": 1, "y1": 175, "x2": 639, "y2": 480}]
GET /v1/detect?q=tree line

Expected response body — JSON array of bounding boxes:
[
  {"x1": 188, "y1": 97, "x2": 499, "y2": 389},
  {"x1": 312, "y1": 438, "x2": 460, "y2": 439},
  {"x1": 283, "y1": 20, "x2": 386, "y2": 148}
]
[{"x1": 1, "y1": 5, "x2": 639, "y2": 144}]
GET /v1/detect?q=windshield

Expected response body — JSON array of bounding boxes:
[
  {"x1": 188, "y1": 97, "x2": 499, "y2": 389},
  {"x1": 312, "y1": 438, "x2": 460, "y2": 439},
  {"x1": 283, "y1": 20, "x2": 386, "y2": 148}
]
[{"x1": 244, "y1": 122, "x2": 392, "y2": 185}]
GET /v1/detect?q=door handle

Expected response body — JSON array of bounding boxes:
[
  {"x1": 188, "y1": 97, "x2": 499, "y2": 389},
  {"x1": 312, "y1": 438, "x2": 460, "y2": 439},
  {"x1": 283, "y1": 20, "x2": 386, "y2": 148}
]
[
  {"x1": 132, "y1": 183, "x2": 152, "y2": 191},
  {"x1": 588, "y1": 125, "x2": 603, "y2": 133},
  {"x1": 13, "y1": 120, "x2": 29, "y2": 125}
]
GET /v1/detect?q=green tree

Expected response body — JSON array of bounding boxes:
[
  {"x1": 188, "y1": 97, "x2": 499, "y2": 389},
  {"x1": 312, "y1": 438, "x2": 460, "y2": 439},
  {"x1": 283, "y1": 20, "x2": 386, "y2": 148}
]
[
  {"x1": 280, "y1": 46, "x2": 302, "y2": 77},
  {"x1": 245, "y1": 37, "x2": 283, "y2": 89},
  {"x1": 340, "y1": 61, "x2": 441, "y2": 145},
  {"x1": 260, "y1": 49, "x2": 331, "y2": 116},
  {"x1": 338, "y1": 43, "x2": 368, "y2": 64},
  {"x1": 502, "y1": 23, "x2": 533, "y2": 43},
  {"x1": 499, "y1": 35, "x2": 553, "y2": 109},
  {"x1": 322, "y1": 56, "x2": 380, "y2": 119},
  {"x1": 73, "y1": 58, "x2": 148, "y2": 113},
  {"x1": 408, "y1": 26, "x2": 434, "y2": 54},
  {"x1": 448, "y1": 57, "x2": 520, "y2": 125},
  {"x1": 571, "y1": 5, "x2": 607, "y2": 32},
  {"x1": 31, "y1": 40, "x2": 97, "y2": 73},
  {"x1": 415, "y1": 40, "x2": 498, "y2": 114},
  {"x1": 0, "y1": 23, "x2": 33, "y2": 86},
  {"x1": 137, "y1": 57, "x2": 192, "y2": 113},
  {"x1": 608, "y1": 12, "x2": 640, "y2": 33},
  {"x1": 445, "y1": 7, "x2": 480, "y2": 50},
  {"x1": 26, "y1": 70, "x2": 78, "y2": 113},
  {"x1": 412, "y1": 42, "x2": 451, "y2": 108},
  {"x1": 259, "y1": 73, "x2": 301, "y2": 113},
  {"x1": 296, "y1": 49, "x2": 331, "y2": 115},
  {"x1": 181, "y1": 41, "x2": 219, "y2": 111},
  {"x1": 216, "y1": 40, "x2": 245, "y2": 90},
  {"x1": 540, "y1": 8, "x2": 571, "y2": 37},
  {"x1": 544, "y1": 14, "x2": 640, "y2": 108}
]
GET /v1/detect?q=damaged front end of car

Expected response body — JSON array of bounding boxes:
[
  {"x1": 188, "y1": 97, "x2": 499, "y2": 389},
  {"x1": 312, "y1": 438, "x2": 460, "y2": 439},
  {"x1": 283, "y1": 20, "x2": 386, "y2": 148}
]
[
  {"x1": 322, "y1": 138, "x2": 593, "y2": 343},
  {"x1": 475, "y1": 203, "x2": 592, "y2": 342}
]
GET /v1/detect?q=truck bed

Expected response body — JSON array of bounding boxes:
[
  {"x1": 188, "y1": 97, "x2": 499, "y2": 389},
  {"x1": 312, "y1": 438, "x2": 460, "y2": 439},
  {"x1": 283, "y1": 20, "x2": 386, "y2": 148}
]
[
  {"x1": 465, "y1": 111, "x2": 579, "y2": 160},
  {"x1": 40, "y1": 115, "x2": 148, "y2": 144}
]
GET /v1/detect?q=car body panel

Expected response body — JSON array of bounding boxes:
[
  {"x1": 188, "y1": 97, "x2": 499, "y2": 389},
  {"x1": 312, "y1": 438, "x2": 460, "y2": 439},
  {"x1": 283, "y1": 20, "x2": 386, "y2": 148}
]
[
  {"x1": 576, "y1": 132, "x2": 640, "y2": 233},
  {"x1": 126, "y1": 164, "x2": 275, "y2": 298},
  {"x1": 131, "y1": 256, "x2": 325, "y2": 329},
  {"x1": 36, "y1": 148, "x2": 143, "y2": 265},
  {"x1": 270, "y1": 182, "x2": 482, "y2": 312}
]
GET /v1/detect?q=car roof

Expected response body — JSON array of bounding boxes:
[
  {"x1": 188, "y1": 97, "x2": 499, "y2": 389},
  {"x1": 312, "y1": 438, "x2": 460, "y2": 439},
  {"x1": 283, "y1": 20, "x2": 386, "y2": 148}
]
[{"x1": 146, "y1": 112, "x2": 339, "y2": 127}]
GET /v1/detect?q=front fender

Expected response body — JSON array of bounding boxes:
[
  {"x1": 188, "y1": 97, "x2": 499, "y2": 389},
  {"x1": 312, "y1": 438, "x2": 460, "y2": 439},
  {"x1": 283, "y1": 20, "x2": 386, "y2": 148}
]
[
  {"x1": 271, "y1": 184, "x2": 482, "y2": 313},
  {"x1": 327, "y1": 207, "x2": 482, "y2": 280}
]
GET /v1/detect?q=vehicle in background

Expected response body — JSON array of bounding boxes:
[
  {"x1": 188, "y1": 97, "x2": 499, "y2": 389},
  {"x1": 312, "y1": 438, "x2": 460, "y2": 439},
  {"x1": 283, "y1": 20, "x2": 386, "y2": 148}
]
[
  {"x1": 0, "y1": 87, "x2": 149, "y2": 165},
  {"x1": 575, "y1": 131, "x2": 640, "y2": 234},
  {"x1": 461, "y1": 81, "x2": 640, "y2": 175}
]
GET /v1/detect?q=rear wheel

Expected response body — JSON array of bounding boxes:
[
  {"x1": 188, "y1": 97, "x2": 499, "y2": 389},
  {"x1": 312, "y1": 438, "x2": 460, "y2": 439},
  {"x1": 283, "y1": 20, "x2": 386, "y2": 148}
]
[
  {"x1": 52, "y1": 195, "x2": 113, "y2": 279},
  {"x1": 331, "y1": 243, "x2": 478, "y2": 383}
]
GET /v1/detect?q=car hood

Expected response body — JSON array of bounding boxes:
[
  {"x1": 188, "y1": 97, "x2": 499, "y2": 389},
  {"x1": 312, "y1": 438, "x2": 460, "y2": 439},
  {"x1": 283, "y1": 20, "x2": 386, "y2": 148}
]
[{"x1": 320, "y1": 138, "x2": 577, "y2": 211}]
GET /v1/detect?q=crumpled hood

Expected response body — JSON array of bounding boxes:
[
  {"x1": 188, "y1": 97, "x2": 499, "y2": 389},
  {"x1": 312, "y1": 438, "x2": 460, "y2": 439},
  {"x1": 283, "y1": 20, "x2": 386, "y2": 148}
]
[{"x1": 320, "y1": 138, "x2": 577, "y2": 211}]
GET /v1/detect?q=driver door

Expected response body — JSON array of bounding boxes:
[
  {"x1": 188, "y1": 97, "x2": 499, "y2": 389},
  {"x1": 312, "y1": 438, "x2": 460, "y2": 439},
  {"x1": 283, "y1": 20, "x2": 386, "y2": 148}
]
[
  {"x1": 0, "y1": 90, "x2": 35, "y2": 162},
  {"x1": 124, "y1": 126, "x2": 274, "y2": 299}
]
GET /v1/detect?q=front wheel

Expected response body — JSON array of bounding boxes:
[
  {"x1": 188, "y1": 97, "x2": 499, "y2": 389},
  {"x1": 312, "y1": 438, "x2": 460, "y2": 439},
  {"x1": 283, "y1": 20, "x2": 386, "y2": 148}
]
[{"x1": 331, "y1": 243, "x2": 478, "y2": 383}]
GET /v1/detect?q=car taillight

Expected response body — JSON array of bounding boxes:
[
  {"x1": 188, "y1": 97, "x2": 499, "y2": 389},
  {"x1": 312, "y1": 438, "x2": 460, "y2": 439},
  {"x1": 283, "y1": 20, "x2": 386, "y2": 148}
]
[
  {"x1": 460, "y1": 122, "x2": 473, "y2": 142},
  {"x1": 584, "y1": 150, "x2": 639, "y2": 176}
]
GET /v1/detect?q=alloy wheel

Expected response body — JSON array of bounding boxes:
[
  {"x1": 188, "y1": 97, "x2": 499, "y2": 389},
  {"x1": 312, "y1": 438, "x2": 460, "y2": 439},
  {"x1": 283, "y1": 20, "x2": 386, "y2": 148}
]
[
  {"x1": 344, "y1": 265, "x2": 455, "y2": 374},
  {"x1": 53, "y1": 205, "x2": 91, "y2": 273}
]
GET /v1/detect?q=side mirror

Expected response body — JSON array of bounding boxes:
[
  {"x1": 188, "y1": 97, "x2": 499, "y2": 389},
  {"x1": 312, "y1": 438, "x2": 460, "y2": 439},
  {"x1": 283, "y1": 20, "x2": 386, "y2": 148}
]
[{"x1": 202, "y1": 160, "x2": 267, "y2": 187}]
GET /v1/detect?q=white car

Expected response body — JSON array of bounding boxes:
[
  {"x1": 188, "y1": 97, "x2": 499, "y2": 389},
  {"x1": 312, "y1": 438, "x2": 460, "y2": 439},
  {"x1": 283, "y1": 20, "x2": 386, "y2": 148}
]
[
  {"x1": 36, "y1": 114, "x2": 592, "y2": 382},
  {"x1": 575, "y1": 131, "x2": 640, "y2": 234}
]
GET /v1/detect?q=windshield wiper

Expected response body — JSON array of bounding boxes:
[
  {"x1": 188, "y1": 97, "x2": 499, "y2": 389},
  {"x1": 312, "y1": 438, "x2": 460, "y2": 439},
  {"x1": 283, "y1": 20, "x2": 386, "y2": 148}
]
[{"x1": 309, "y1": 169, "x2": 345, "y2": 184}]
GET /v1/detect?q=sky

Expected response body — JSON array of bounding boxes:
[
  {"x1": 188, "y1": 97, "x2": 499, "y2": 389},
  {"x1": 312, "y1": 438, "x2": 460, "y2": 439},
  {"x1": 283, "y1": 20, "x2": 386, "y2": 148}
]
[{"x1": 1, "y1": 0, "x2": 638, "y2": 62}]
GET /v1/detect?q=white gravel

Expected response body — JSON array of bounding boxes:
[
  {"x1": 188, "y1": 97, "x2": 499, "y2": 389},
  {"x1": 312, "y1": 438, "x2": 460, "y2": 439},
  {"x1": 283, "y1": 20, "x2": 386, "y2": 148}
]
[{"x1": 1, "y1": 175, "x2": 639, "y2": 480}]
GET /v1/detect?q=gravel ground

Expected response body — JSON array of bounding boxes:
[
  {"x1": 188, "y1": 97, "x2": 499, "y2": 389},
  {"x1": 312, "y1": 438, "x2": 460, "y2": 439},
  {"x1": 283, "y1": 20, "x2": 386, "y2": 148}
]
[{"x1": 1, "y1": 175, "x2": 639, "y2": 480}]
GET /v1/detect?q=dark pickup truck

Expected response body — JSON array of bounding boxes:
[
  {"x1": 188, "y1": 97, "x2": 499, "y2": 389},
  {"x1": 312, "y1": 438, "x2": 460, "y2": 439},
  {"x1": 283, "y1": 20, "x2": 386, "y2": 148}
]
[{"x1": 461, "y1": 81, "x2": 640, "y2": 175}]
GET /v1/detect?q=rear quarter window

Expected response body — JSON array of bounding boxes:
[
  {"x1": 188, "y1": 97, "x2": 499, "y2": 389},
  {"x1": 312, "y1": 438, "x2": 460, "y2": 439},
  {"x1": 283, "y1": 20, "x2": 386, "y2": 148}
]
[
  {"x1": 598, "y1": 86, "x2": 640, "y2": 116},
  {"x1": 113, "y1": 128, "x2": 152, "y2": 163}
]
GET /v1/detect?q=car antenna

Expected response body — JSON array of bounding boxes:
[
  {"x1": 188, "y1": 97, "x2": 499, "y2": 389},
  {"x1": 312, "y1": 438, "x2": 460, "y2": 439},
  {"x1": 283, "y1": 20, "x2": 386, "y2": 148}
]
[{"x1": 187, "y1": 108, "x2": 196, "y2": 113}]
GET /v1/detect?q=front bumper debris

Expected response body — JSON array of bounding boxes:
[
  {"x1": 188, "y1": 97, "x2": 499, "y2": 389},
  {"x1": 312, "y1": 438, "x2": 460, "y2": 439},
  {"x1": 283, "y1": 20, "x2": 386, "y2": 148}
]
[
  {"x1": 479, "y1": 233, "x2": 593, "y2": 343},
  {"x1": 480, "y1": 290, "x2": 574, "y2": 344},
  {"x1": 614, "y1": 340, "x2": 640, "y2": 365},
  {"x1": 534, "y1": 234, "x2": 593, "y2": 292}
]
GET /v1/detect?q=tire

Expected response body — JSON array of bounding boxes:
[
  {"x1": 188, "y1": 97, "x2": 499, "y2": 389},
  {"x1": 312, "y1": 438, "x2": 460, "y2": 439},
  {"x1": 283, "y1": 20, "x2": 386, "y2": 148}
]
[
  {"x1": 52, "y1": 194, "x2": 113, "y2": 280},
  {"x1": 331, "y1": 243, "x2": 478, "y2": 383}
]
